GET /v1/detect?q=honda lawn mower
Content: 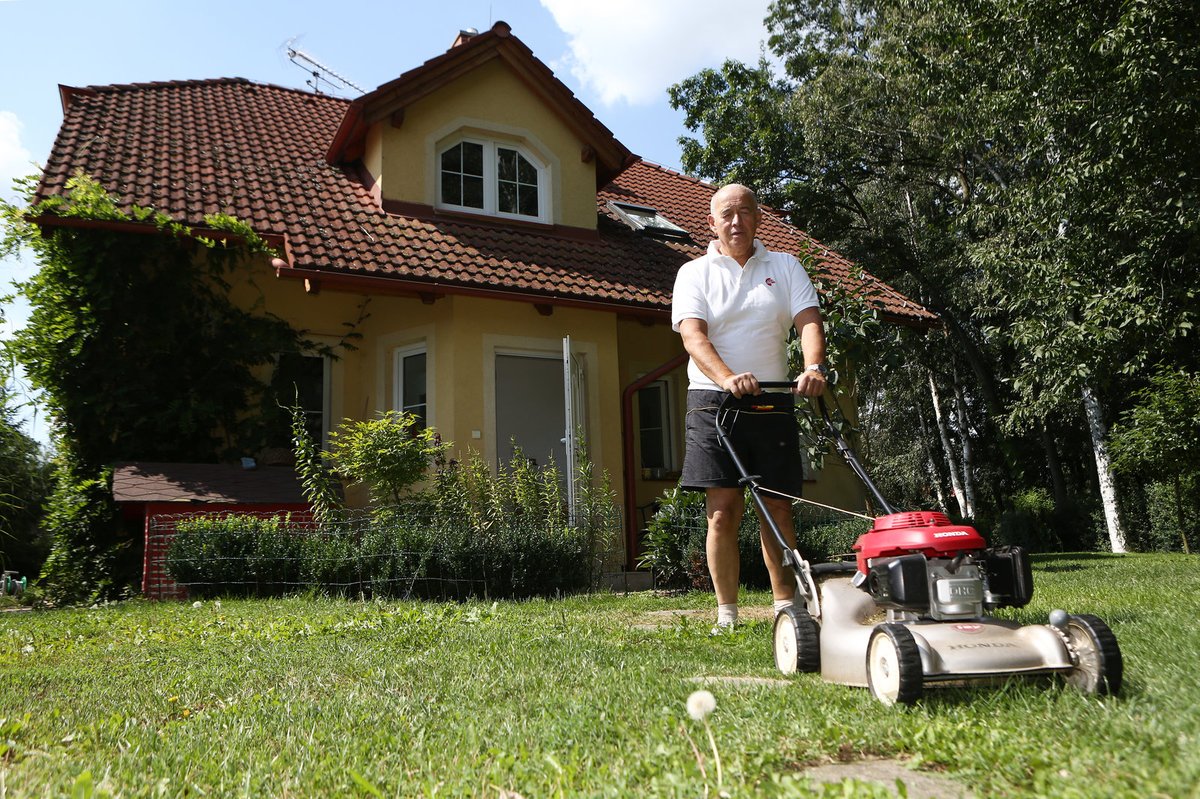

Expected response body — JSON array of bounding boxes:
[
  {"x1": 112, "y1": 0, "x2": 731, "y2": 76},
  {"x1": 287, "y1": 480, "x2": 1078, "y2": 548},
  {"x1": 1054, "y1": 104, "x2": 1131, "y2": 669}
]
[{"x1": 715, "y1": 384, "x2": 1123, "y2": 706}]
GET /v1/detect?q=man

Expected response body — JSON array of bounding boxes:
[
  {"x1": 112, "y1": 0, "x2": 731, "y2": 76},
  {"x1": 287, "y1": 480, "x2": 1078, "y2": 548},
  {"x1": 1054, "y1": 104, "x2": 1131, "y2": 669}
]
[{"x1": 671, "y1": 183, "x2": 827, "y2": 631}]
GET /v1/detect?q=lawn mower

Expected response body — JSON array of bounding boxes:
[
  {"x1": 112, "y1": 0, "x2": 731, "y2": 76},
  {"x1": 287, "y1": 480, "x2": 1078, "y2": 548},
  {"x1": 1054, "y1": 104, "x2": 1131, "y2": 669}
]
[{"x1": 715, "y1": 383, "x2": 1123, "y2": 706}]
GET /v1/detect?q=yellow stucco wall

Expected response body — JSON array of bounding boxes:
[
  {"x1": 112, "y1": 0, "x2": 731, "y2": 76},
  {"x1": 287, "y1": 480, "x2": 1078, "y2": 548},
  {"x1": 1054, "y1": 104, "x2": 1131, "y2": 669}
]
[
  {"x1": 227, "y1": 257, "x2": 623, "y2": 505},
  {"x1": 224, "y1": 251, "x2": 869, "y2": 555},
  {"x1": 363, "y1": 58, "x2": 598, "y2": 229}
]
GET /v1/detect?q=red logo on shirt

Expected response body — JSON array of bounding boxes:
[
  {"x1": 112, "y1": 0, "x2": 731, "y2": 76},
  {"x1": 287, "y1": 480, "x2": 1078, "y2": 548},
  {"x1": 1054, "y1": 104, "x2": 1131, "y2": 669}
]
[{"x1": 764, "y1": 277, "x2": 776, "y2": 286}]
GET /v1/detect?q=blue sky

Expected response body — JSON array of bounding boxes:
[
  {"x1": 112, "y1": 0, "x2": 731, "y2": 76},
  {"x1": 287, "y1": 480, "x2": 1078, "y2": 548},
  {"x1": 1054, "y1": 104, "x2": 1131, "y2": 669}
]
[{"x1": 0, "y1": 0, "x2": 775, "y2": 447}]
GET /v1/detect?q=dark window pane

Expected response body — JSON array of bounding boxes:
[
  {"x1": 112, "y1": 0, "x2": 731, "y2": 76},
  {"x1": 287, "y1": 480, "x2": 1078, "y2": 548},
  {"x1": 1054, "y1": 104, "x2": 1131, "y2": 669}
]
[
  {"x1": 498, "y1": 181, "x2": 517, "y2": 214},
  {"x1": 640, "y1": 429, "x2": 665, "y2": 469},
  {"x1": 638, "y1": 389, "x2": 663, "y2": 427},
  {"x1": 442, "y1": 176, "x2": 461, "y2": 206},
  {"x1": 441, "y1": 144, "x2": 461, "y2": 172},
  {"x1": 462, "y1": 141, "x2": 484, "y2": 175},
  {"x1": 463, "y1": 175, "x2": 484, "y2": 208},
  {"x1": 272, "y1": 353, "x2": 325, "y2": 444},
  {"x1": 518, "y1": 186, "x2": 538, "y2": 217},
  {"x1": 498, "y1": 148, "x2": 516, "y2": 181},
  {"x1": 402, "y1": 352, "x2": 427, "y2": 428},
  {"x1": 638, "y1": 384, "x2": 668, "y2": 469},
  {"x1": 517, "y1": 153, "x2": 537, "y2": 184}
]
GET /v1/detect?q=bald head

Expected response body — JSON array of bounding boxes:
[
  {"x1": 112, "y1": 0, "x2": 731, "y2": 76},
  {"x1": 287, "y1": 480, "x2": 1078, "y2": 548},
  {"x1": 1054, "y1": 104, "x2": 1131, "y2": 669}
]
[
  {"x1": 709, "y1": 183, "x2": 759, "y2": 216},
  {"x1": 708, "y1": 184, "x2": 761, "y2": 265}
]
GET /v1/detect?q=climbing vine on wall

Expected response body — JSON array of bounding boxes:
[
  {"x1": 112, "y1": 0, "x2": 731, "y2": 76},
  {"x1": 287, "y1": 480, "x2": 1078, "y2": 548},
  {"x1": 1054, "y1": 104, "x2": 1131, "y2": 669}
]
[{"x1": 1, "y1": 172, "x2": 324, "y2": 598}]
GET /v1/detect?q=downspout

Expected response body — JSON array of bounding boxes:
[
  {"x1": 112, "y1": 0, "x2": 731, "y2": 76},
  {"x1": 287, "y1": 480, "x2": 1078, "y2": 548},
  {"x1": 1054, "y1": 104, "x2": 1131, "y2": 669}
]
[{"x1": 621, "y1": 352, "x2": 689, "y2": 570}]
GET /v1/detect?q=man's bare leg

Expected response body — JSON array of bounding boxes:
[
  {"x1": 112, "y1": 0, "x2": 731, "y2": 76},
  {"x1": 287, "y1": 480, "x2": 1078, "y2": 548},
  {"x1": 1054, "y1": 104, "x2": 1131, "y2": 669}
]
[
  {"x1": 706, "y1": 487, "x2": 744, "y2": 626},
  {"x1": 759, "y1": 496, "x2": 799, "y2": 603}
]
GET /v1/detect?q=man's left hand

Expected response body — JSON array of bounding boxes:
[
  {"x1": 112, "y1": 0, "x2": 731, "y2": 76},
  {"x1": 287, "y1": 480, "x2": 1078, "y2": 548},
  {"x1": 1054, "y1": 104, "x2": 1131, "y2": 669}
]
[{"x1": 793, "y1": 371, "x2": 826, "y2": 397}]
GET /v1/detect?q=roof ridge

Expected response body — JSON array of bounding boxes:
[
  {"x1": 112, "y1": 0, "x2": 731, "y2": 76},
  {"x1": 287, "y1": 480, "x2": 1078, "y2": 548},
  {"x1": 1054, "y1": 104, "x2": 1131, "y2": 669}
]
[
  {"x1": 75, "y1": 76, "x2": 352, "y2": 104},
  {"x1": 630, "y1": 159, "x2": 716, "y2": 190}
]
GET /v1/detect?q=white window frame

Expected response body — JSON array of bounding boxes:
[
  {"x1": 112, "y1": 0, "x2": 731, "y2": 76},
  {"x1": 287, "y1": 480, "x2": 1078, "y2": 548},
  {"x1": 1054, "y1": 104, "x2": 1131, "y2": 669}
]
[
  {"x1": 637, "y1": 378, "x2": 677, "y2": 474},
  {"x1": 608, "y1": 201, "x2": 690, "y2": 239},
  {"x1": 393, "y1": 343, "x2": 429, "y2": 428},
  {"x1": 436, "y1": 137, "x2": 549, "y2": 223}
]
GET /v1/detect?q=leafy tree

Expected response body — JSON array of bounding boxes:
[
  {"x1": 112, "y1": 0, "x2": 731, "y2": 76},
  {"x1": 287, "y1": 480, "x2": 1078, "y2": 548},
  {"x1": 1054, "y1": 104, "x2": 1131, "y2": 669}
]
[
  {"x1": 1109, "y1": 368, "x2": 1200, "y2": 553},
  {"x1": 0, "y1": 379, "x2": 51, "y2": 579},
  {"x1": 669, "y1": 0, "x2": 1198, "y2": 551},
  {"x1": 2, "y1": 174, "x2": 303, "y2": 466},
  {"x1": 327, "y1": 412, "x2": 450, "y2": 506}
]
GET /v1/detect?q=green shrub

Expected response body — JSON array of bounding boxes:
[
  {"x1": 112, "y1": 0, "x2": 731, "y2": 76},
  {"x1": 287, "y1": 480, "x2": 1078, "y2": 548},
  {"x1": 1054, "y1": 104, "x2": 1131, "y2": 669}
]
[
  {"x1": 638, "y1": 488, "x2": 860, "y2": 591},
  {"x1": 417, "y1": 447, "x2": 617, "y2": 598},
  {"x1": 328, "y1": 411, "x2": 449, "y2": 505},
  {"x1": 38, "y1": 463, "x2": 138, "y2": 603},
  {"x1": 1126, "y1": 477, "x2": 1197, "y2": 553},
  {"x1": 801, "y1": 514, "x2": 869, "y2": 561},
  {"x1": 163, "y1": 445, "x2": 620, "y2": 600},
  {"x1": 165, "y1": 514, "x2": 306, "y2": 597}
]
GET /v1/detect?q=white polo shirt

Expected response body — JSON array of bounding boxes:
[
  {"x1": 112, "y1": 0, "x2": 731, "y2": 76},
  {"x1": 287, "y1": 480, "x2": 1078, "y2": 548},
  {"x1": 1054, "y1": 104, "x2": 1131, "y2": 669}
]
[{"x1": 671, "y1": 239, "x2": 820, "y2": 391}]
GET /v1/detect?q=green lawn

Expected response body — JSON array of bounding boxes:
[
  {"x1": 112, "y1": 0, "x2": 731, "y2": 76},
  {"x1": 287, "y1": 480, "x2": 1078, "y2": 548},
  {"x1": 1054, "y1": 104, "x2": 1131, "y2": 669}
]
[{"x1": 2, "y1": 553, "x2": 1198, "y2": 797}]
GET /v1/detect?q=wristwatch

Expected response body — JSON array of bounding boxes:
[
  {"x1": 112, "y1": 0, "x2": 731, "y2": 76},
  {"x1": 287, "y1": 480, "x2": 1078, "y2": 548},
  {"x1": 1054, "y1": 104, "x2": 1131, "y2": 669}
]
[{"x1": 805, "y1": 363, "x2": 829, "y2": 378}]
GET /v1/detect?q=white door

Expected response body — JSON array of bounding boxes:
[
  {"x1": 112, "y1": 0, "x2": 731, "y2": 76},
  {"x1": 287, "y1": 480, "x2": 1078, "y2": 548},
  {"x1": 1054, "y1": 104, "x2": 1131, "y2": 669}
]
[
  {"x1": 562, "y1": 335, "x2": 586, "y2": 524},
  {"x1": 495, "y1": 353, "x2": 566, "y2": 469}
]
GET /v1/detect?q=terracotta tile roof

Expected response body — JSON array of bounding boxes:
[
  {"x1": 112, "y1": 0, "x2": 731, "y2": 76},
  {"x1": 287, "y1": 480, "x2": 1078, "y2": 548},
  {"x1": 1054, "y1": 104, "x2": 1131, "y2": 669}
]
[
  {"x1": 37, "y1": 73, "x2": 935, "y2": 326},
  {"x1": 112, "y1": 462, "x2": 308, "y2": 505}
]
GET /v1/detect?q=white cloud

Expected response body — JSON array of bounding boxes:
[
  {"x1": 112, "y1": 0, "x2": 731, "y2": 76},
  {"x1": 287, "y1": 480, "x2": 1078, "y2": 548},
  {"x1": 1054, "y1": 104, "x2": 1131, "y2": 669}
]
[
  {"x1": 539, "y1": 0, "x2": 773, "y2": 106},
  {"x1": 0, "y1": 110, "x2": 34, "y2": 201}
]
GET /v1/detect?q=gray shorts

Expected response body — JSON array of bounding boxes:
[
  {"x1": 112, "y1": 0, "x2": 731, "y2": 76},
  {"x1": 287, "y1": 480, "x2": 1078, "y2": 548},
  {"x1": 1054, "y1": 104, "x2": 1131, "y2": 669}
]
[{"x1": 680, "y1": 389, "x2": 805, "y2": 495}]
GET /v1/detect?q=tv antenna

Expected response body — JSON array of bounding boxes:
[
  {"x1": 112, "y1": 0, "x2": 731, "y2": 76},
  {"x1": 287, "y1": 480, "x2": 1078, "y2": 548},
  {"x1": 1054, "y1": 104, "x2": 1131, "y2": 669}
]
[{"x1": 285, "y1": 39, "x2": 365, "y2": 96}]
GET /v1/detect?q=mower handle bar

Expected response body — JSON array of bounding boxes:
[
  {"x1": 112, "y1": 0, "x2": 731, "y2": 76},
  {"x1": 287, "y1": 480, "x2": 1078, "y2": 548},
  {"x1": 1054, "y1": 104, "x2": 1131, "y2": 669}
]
[{"x1": 714, "y1": 382, "x2": 897, "y2": 516}]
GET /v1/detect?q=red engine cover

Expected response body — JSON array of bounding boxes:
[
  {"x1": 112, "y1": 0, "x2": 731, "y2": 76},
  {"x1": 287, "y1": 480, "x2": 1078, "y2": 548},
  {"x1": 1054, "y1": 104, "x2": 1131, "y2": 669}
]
[{"x1": 853, "y1": 511, "x2": 987, "y2": 573}]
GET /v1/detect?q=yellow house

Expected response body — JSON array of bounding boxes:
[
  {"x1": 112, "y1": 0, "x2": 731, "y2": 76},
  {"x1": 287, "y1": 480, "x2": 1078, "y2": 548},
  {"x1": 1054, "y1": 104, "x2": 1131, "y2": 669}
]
[{"x1": 37, "y1": 22, "x2": 936, "y2": 571}]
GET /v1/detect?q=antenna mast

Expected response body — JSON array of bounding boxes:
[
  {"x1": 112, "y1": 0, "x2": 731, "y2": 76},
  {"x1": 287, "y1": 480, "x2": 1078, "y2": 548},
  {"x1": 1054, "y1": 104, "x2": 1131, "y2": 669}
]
[{"x1": 285, "y1": 40, "x2": 365, "y2": 96}]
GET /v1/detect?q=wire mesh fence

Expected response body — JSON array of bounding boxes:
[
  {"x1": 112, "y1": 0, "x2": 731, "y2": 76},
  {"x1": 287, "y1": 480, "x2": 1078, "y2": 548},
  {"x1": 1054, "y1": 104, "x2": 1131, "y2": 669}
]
[
  {"x1": 636, "y1": 489, "x2": 871, "y2": 591},
  {"x1": 147, "y1": 506, "x2": 623, "y2": 601}
]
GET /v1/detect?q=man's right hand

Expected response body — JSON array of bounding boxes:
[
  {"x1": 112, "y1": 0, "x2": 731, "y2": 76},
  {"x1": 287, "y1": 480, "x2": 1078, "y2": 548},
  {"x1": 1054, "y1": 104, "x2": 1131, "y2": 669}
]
[{"x1": 721, "y1": 372, "x2": 760, "y2": 398}]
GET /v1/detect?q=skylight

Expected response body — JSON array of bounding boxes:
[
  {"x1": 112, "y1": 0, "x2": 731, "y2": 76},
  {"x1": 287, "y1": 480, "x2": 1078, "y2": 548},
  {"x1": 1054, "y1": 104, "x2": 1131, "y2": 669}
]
[{"x1": 608, "y1": 201, "x2": 690, "y2": 239}]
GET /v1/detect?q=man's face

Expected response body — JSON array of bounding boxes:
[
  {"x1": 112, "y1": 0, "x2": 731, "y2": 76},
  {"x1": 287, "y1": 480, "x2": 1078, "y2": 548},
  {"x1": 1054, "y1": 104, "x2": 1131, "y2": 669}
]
[{"x1": 708, "y1": 187, "x2": 760, "y2": 262}]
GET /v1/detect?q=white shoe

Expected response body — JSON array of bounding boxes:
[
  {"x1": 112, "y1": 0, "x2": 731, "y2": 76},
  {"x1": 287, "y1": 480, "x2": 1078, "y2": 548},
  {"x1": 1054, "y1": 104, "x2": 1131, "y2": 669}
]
[{"x1": 709, "y1": 621, "x2": 736, "y2": 636}]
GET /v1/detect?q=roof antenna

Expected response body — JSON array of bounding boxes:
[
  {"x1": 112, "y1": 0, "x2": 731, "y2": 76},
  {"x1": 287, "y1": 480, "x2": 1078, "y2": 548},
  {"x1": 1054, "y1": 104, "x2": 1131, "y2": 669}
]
[{"x1": 284, "y1": 39, "x2": 365, "y2": 96}]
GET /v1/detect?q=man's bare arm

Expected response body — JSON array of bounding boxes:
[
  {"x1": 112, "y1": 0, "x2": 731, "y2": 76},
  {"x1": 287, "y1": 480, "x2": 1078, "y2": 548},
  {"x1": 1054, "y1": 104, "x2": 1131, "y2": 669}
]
[{"x1": 678, "y1": 318, "x2": 759, "y2": 397}]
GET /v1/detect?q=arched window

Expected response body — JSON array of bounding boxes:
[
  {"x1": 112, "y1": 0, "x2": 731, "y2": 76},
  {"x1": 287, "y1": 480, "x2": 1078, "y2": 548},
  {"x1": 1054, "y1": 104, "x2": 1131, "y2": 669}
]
[{"x1": 438, "y1": 138, "x2": 546, "y2": 222}]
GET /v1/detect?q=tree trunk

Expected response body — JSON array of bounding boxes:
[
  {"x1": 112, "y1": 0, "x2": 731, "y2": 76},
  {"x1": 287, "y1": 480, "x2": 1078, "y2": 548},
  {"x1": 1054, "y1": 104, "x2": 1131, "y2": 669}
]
[
  {"x1": 1080, "y1": 384, "x2": 1127, "y2": 553},
  {"x1": 1041, "y1": 426, "x2": 1070, "y2": 513},
  {"x1": 916, "y1": 404, "x2": 950, "y2": 512},
  {"x1": 929, "y1": 371, "x2": 968, "y2": 518},
  {"x1": 953, "y1": 383, "x2": 977, "y2": 518},
  {"x1": 1173, "y1": 473, "x2": 1192, "y2": 555}
]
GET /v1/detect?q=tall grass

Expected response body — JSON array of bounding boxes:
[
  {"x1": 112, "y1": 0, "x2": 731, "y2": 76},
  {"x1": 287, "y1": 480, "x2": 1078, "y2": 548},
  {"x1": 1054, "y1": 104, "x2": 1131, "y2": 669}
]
[{"x1": 2, "y1": 553, "x2": 1198, "y2": 797}]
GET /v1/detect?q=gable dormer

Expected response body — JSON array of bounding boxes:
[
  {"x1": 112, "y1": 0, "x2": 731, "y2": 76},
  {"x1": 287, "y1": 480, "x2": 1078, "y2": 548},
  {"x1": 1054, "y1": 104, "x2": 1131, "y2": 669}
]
[{"x1": 326, "y1": 22, "x2": 636, "y2": 231}]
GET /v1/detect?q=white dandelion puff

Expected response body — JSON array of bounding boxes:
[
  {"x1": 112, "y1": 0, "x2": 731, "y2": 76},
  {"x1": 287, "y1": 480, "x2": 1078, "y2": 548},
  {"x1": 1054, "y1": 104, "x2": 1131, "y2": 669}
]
[{"x1": 687, "y1": 689, "x2": 716, "y2": 721}]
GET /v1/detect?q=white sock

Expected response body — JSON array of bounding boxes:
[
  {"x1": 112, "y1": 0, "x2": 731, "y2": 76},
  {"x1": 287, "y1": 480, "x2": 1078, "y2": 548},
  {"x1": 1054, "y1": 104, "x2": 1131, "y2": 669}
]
[
  {"x1": 773, "y1": 597, "x2": 795, "y2": 615},
  {"x1": 716, "y1": 603, "x2": 738, "y2": 627}
]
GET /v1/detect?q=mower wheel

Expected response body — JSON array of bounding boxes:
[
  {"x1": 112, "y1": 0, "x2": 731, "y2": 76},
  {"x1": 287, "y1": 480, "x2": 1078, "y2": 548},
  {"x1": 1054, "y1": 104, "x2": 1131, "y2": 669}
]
[
  {"x1": 1063, "y1": 614, "x2": 1123, "y2": 696},
  {"x1": 866, "y1": 624, "x2": 923, "y2": 706},
  {"x1": 773, "y1": 606, "x2": 820, "y2": 675}
]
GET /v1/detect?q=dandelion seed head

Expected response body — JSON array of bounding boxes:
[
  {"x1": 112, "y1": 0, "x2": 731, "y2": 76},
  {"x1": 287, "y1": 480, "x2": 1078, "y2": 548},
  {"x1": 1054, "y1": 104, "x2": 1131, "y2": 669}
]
[
  {"x1": 192, "y1": 601, "x2": 202, "y2": 609},
  {"x1": 687, "y1": 689, "x2": 716, "y2": 720}
]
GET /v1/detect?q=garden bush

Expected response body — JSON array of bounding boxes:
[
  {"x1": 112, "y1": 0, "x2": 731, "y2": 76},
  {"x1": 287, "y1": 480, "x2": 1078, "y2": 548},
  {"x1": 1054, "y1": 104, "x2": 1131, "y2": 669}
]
[
  {"x1": 166, "y1": 514, "x2": 307, "y2": 597},
  {"x1": 639, "y1": 488, "x2": 863, "y2": 591},
  {"x1": 164, "y1": 447, "x2": 619, "y2": 600}
]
